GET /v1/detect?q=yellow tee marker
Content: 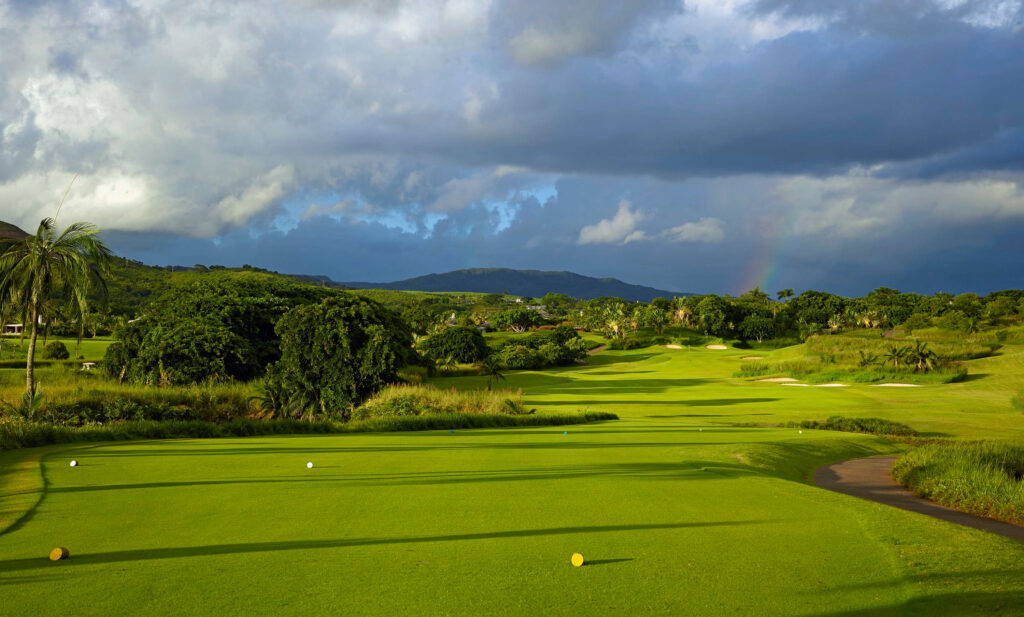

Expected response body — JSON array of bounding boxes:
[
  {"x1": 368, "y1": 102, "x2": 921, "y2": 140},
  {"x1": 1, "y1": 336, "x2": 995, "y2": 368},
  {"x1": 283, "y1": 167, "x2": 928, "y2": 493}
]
[
  {"x1": 49, "y1": 547, "x2": 69, "y2": 561},
  {"x1": 570, "y1": 552, "x2": 584, "y2": 567}
]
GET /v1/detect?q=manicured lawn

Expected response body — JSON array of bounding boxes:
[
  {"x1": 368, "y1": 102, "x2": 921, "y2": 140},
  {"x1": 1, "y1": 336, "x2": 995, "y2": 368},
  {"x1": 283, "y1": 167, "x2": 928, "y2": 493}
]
[
  {"x1": 436, "y1": 340, "x2": 1024, "y2": 439},
  {"x1": 2, "y1": 343, "x2": 1024, "y2": 615},
  {"x1": 0, "y1": 335, "x2": 113, "y2": 364}
]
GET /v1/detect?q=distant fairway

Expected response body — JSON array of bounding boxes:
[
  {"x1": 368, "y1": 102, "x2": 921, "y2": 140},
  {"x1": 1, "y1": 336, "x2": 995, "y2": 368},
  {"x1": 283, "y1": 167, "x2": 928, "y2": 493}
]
[{"x1": 2, "y1": 343, "x2": 1024, "y2": 615}]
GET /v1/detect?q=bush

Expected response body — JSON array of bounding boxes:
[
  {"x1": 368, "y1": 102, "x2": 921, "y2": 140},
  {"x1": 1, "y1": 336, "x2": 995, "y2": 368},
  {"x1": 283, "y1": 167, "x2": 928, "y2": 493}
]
[
  {"x1": 892, "y1": 442, "x2": 1024, "y2": 526},
  {"x1": 608, "y1": 335, "x2": 669, "y2": 350},
  {"x1": 417, "y1": 326, "x2": 490, "y2": 363},
  {"x1": 266, "y1": 295, "x2": 415, "y2": 419},
  {"x1": 496, "y1": 344, "x2": 542, "y2": 370},
  {"x1": 788, "y1": 415, "x2": 918, "y2": 436},
  {"x1": 42, "y1": 341, "x2": 70, "y2": 360}
]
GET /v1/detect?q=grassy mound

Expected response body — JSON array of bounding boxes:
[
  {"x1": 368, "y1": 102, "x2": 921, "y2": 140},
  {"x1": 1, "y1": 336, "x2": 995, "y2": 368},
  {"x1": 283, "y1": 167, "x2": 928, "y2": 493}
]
[{"x1": 892, "y1": 441, "x2": 1024, "y2": 525}]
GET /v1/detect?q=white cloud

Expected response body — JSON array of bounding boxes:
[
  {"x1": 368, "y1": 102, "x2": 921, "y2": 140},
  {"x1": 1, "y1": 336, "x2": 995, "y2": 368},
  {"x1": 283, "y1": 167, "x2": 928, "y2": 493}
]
[
  {"x1": 578, "y1": 200, "x2": 647, "y2": 244},
  {"x1": 663, "y1": 217, "x2": 725, "y2": 243},
  {"x1": 771, "y1": 173, "x2": 1024, "y2": 238}
]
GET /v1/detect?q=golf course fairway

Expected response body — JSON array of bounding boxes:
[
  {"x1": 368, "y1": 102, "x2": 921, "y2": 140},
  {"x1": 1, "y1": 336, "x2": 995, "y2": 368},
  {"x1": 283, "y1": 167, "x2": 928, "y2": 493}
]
[{"x1": 2, "y1": 345, "x2": 1024, "y2": 616}]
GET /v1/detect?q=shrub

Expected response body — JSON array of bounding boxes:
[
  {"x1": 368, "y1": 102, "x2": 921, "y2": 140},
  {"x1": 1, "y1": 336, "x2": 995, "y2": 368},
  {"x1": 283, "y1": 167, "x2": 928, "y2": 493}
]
[
  {"x1": 417, "y1": 326, "x2": 490, "y2": 363},
  {"x1": 892, "y1": 442, "x2": 1024, "y2": 525},
  {"x1": 1013, "y1": 389, "x2": 1024, "y2": 411},
  {"x1": 496, "y1": 344, "x2": 542, "y2": 370},
  {"x1": 788, "y1": 415, "x2": 918, "y2": 436},
  {"x1": 42, "y1": 341, "x2": 70, "y2": 360},
  {"x1": 608, "y1": 335, "x2": 669, "y2": 350}
]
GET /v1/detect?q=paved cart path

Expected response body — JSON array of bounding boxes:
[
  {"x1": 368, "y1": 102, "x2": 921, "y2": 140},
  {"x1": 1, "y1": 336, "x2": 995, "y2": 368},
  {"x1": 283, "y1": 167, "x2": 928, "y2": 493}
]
[{"x1": 815, "y1": 455, "x2": 1024, "y2": 542}]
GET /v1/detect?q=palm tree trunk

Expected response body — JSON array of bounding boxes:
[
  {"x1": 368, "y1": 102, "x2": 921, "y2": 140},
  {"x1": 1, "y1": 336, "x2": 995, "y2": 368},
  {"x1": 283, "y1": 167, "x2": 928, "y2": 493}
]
[{"x1": 26, "y1": 302, "x2": 38, "y2": 396}]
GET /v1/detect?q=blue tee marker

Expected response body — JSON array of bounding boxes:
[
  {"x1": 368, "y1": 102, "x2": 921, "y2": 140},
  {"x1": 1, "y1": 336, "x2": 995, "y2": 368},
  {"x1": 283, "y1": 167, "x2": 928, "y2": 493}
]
[
  {"x1": 449, "y1": 429, "x2": 454, "y2": 433},
  {"x1": 563, "y1": 431, "x2": 567, "y2": 435}
]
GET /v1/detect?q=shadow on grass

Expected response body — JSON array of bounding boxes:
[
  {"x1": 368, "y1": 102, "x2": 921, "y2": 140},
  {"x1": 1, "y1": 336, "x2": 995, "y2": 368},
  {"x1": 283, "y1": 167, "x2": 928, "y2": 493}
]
[
  {"x1": 0, "y1": 520, "x2": 772, "y2": 572},
  {"x1": 583, "y1": 558, "x2": 634, "y2": 566},
  {"x1": 808, "y1": 590, "x2": 1024, "y2": 617},
  {"x1": 534, "y1": 398, "x2": 779, "y2": 407},
  {"x1": 645, "y1": 413, "x2": 773, "y2": 418},
  {"x1": 46, "y1": 460, "x2": 761, "y2": 494},
  {"x1": 958, "y1": 373, "x2": 990, "y2": 383},
  {"x1": 79, "y1": 440, "x2": 754, "y2": 458}
]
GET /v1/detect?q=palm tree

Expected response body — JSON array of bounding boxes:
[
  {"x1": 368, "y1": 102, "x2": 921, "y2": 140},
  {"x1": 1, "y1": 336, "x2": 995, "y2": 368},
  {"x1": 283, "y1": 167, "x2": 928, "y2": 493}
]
[
  {"x1": 857, "y1": 350, "x2": 878, "y2": 367},
  {"x1": 881, "y1": 344, "x2": 907, "y2": 369},
  {"x1": 475, "y1": 355, "x2": 506, "y2": 390},
  {"x1": 776, "y1": 288, "x2": 795, "y2": 302},
  {"x1": 0, "y1": 217, "x2": 111, "y2": 396},
  {"x1": 908, "y1": 341, "x2": 937, "y2": 372},
  {"x1": 604, "y1": 303, "x2": 628, "y2": 340}
]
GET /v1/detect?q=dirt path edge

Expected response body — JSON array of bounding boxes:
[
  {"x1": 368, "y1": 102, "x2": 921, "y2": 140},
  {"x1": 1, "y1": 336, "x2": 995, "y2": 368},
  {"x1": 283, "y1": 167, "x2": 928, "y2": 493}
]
[{"x1": 814, "y1": 455, "x2": 1024, "y2": 542}]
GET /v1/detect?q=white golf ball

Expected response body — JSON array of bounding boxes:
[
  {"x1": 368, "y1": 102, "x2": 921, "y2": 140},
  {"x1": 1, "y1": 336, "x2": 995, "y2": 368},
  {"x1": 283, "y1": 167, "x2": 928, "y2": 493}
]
[
  {"x1": 306, "y1": 462, "x2": 313, "y2": 469},
  {"x1": 698, "y1": 428, "x2": 702, "y2": 432},
  {"x1": 799, "y1": 430, "x2": 803, "y2": 434},
  {"x1": 69, "y1": 460, "x2": 77, "y2": 467}
]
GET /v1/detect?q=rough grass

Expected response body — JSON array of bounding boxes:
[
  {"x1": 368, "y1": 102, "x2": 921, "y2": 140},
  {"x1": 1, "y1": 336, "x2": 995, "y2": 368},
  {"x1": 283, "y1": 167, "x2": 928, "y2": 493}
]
[
  {"x1": 805, "y1": 332, "x2": 997, "y2": 362},
  {"x1": 354, "y1": 384, "x2": 532, "y2": 419},
  {"x1": 0, "y1": 411, "x2": 618, "y2": 451},
  {"x1": 787, "y1": 415, "x2": 919, "y2": 437},
  {"x1": 0, "y1": 369, "x2": 258, "y2": 423},
  {"x1": 893, "y1": 441, "x2": 1024, "y2": 526},
  {"x1": 735, "y1": 358, "x2": 967, "y2": 384}
]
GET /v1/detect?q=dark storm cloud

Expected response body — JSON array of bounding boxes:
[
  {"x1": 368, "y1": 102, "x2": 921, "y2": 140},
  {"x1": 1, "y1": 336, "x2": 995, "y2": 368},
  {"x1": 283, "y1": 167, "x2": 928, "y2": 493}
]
[{"x1": 3, "y1": 0, "x2": 1024, "y2": 293}]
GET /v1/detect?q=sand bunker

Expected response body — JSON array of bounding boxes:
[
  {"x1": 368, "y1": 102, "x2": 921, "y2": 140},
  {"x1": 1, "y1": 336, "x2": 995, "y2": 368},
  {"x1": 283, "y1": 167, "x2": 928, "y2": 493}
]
[
  {"x1": 757, "y1": 377, "x2": 798, "y2": 382},
  {"x1": 662, "y1": 344, "x2": 683, "y2": 349},
  {"x1": 781, "y1": 382, "x2": 847, "y2": 387},
  {"x1": 741, "y1": 356, "x2": 764, "y2": 360},
  {"x1": 873, "y1": 383, "x2": 921, "y2": 387},
  {"x1": 705, "y1": 344, "x2": 728, "y2": 350}
]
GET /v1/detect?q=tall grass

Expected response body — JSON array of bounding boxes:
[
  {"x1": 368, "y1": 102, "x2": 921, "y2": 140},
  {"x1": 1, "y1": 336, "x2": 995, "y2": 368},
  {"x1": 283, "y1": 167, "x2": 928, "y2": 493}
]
[
  {"x1": 354, "y1": 384, "x2": 532, "y2": 419},
  {"x1": 805, "y1": 333, "x2": 996, "y2": 362},
  {"x1": 0, "y1": 411, "x2": 618, "y2": 451},
  {"x1": 892, "y1": 442, "x2": 1024, "y2": 526}
]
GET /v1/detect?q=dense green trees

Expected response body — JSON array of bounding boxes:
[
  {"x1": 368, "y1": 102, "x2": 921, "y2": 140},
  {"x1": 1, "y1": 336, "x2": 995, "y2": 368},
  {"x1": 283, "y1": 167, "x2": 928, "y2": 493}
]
[
  {"x1": 104, "y1": 276, "x2": 335, "y2": 385},
  {"x1": 265, "y1": 295, "x2": 415, "y2": 418},
  {"x1": 492, "y1": 308, "x2": 543, "y2": 332},
  {"x1": 417, "y1": 326, "x2": 490, "y2": 363},
  {"x1": 493, "y1": 325, "x2": 588, "y2": 370}
]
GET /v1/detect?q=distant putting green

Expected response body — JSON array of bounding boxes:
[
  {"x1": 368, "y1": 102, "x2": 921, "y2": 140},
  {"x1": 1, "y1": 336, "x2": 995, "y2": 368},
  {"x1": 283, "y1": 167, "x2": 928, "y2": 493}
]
[{"x1": 2, "y1": 343, "x2": 1024, "y2": 615}]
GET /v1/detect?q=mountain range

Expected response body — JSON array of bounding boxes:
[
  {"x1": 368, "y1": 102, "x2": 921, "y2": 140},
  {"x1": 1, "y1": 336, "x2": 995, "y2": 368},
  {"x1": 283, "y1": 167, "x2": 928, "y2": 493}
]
[{"x1": 336, "y1": 268, "x2": 687, "y2": 302}]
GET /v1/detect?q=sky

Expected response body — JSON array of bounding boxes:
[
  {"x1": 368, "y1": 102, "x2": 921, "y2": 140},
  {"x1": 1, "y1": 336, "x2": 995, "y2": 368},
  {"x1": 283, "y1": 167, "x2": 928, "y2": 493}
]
[{"x1": 1, "y1": 0, "x2": 1023, "y2": 296}]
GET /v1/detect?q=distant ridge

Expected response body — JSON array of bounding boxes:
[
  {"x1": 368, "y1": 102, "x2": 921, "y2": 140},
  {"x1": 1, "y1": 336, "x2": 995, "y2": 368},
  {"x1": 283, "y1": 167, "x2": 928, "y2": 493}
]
[
  {"x1": 0, "y1": 221, "x2": 29, "y2": 240},
  {"x1": 340, "y1": 268, "x2": 689, "y2": 302}
]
